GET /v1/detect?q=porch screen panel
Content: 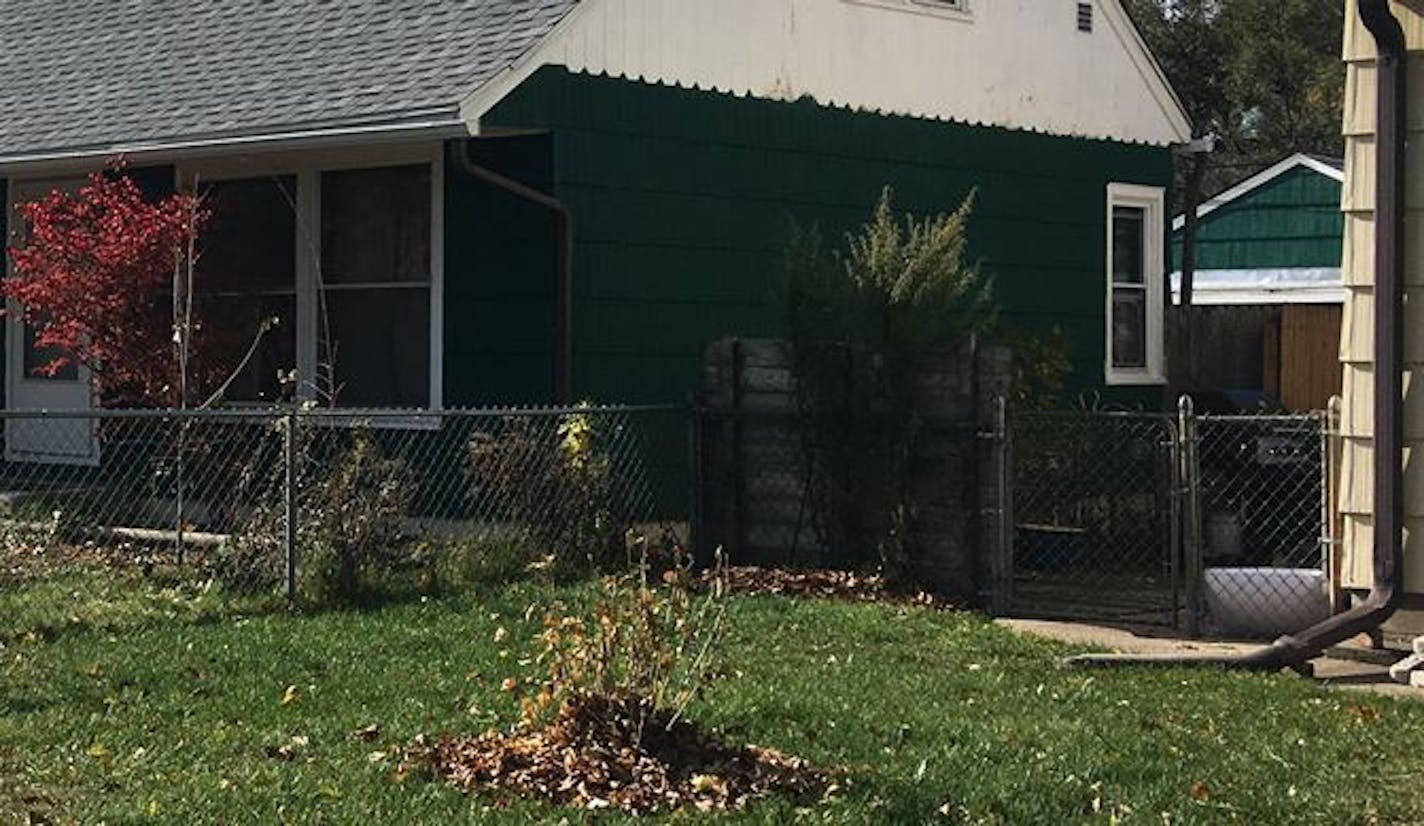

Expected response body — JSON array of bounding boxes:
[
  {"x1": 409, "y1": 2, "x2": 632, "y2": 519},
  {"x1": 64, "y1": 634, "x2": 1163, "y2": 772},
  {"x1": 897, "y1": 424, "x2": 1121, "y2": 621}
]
[
  {"x1": 199, "y1": 176, "x2": 298, "y2": 403},
  {"x1": 320, "y1": 164, "x2": 432, "y2": 408}
]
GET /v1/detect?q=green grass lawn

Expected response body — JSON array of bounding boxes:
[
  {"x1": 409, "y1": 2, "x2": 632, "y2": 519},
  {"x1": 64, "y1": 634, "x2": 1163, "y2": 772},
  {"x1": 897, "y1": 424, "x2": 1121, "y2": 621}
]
[{"x1": 3, "y1": 572, "x2": 1423, "y2": 823}]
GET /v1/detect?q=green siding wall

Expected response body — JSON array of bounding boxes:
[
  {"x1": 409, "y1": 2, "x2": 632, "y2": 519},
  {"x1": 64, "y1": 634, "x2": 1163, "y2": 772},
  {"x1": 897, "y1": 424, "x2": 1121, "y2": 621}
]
[
  {"x1": 477, "y1": 68, "x2": 1173, "y2": 408},
  {"x1": 443, "y1": 135, "x2": 559, "y2": 406},
  {"x1": 1170, "y1": 166, "x2": 1343, "y2": 272}
]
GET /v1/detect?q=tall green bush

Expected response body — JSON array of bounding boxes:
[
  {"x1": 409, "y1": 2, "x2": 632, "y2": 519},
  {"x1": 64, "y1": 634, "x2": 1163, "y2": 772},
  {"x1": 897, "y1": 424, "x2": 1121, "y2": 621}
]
[
  {"x1": 773, "y1": 187, "x2": 995, "y2": 586},
  {"x1": 776, "y1": 187, "x2": 994, "y2": 360}
]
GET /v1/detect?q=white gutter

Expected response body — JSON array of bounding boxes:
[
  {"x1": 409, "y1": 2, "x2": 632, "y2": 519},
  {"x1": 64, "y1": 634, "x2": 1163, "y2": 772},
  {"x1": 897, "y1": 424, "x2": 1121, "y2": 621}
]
[
  {"x1": 1168, "y1": 266, "x2": 1344, "y2": 305},
  {"x1": 1173, "y1": 285, "x2": 1348, "y2": 306},
  {"x1": 0, "y1": 115, "x2": 472, "y2": 176}
]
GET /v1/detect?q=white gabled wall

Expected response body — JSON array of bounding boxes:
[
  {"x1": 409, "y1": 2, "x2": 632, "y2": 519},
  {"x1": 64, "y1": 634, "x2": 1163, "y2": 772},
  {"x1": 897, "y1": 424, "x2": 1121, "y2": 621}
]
[{"x1": 463, "y1": 0, "x2": 1190, "y2": 146}]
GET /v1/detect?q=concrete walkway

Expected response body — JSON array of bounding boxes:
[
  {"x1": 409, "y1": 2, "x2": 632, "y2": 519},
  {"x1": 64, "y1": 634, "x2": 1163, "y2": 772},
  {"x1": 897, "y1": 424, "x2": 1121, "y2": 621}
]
[{"x1": 998, "y1": 618, "x2": 1424, "y2": 700}]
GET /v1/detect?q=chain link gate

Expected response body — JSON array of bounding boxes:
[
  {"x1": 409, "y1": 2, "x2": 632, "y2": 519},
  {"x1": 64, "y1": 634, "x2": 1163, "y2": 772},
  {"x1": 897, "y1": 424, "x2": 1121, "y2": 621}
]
[
  {"x1": 997, "y1": 399, "x2": 1337, "y2": 637},
  {"x1": 1003, "y1": 410, "x2": 1183, "y2": 627}
]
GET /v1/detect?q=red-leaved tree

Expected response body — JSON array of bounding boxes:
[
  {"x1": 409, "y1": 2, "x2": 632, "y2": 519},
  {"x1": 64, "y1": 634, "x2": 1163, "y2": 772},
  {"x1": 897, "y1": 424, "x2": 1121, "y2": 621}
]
[{"x1": 5, "y1": 170, "x2": 213, "y2": 406}]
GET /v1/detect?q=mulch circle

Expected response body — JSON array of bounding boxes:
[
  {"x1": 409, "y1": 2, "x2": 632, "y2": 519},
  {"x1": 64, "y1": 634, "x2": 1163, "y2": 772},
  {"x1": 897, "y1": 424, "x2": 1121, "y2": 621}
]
[{"x1": 425, "y1": 693, "x2": 827, "y2": 814}]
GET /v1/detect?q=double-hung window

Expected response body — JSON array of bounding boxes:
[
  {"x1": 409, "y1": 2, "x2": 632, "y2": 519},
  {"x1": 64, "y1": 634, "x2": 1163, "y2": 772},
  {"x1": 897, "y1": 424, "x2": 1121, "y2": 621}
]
[{"x1": 1105, "y1": 183, "x2": 1165, "y2": 385}]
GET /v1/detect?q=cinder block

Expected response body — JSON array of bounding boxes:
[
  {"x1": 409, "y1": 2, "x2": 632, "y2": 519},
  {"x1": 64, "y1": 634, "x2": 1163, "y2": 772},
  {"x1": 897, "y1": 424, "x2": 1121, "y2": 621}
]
[
  {"x1": 1413, "y1": 670, "x2": 1424, "y2": 689},
  {"x1": 1390, "y1": 653, "x2": 1424, "y2": 684},
  {"x1": 1414, "y1": 636, "x2": 1424, "y2": 657}
]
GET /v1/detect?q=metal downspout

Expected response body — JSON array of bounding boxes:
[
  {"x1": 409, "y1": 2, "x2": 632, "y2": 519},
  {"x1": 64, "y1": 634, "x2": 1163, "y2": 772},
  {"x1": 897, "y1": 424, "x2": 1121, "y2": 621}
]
[
  {"x1": 1066, "y1": 0, "x2": 1407, "y2": 672},
  {"x1": 447, "y1": 140, "x2": 574, "y2": 404}
]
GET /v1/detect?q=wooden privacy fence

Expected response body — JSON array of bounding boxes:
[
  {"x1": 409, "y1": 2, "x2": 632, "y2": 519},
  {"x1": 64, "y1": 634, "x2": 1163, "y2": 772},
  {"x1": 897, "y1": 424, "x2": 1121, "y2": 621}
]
[
  {"x1": 1166, "y1": 304, "x2": 1343, "y2": 413},
  {"x1": 694, "y1": 337, "x2": 1012, "y2": 605}
]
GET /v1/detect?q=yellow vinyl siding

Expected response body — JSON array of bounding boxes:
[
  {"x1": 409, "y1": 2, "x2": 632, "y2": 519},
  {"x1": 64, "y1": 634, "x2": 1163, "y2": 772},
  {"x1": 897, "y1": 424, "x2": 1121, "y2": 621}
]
[{"x1": 1338, "y1": 0, "x2": 1424, "y2": 591}]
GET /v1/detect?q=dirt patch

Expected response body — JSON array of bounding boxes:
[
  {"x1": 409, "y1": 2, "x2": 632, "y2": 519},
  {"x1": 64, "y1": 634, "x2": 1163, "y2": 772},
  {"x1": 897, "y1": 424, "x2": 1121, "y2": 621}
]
[{"x1": 425, "y1": 694, "x2": 826, "y2": 814}]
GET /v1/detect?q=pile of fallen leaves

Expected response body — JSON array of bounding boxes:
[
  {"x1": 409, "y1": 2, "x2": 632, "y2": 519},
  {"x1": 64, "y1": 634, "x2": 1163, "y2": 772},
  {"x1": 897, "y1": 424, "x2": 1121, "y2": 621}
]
[
  {"x1": 701, "y1": 565, "x2": 956, "y2": 608},
  {"x1": 0, "y1": 537, "x2": 171, "y2": 583},
  {"x1": 425, "y1": 693, "x2": 826, "y2": 814}
]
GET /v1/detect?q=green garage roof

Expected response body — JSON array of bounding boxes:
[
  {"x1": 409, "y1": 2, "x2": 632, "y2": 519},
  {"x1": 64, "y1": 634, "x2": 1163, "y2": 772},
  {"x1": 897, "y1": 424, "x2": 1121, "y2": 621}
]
[{"x1": 1170, "y1": 154, "x2": 1344, "y2": 305}]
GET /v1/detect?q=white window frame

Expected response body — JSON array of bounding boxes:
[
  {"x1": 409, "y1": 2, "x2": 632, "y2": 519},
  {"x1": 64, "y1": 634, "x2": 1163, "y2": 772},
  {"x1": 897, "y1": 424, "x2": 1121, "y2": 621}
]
[
  {"x1": 911, "y1": 0, "x2": 969, "y2": 11},
  {"x1": 177, "y1": 142, "x2": 445, "y2": 415},
  {"x1": 845, "y1": 0, "x2": 972, "y2": 21},
  {"x1": 1105, "y1": 182, "x2": 1165, "y2": 386}
]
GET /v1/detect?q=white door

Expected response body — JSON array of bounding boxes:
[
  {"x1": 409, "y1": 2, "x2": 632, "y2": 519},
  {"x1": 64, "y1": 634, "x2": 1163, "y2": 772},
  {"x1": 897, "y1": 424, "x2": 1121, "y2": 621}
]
[{"x1": 5, "y1": 178, "x2": 98, "y2": 465}]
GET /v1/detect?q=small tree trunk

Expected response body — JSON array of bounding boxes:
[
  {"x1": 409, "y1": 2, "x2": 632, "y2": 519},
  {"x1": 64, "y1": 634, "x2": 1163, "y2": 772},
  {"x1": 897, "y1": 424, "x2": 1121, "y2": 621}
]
[
  {"x1": 172, "y1": 191, "x2": 198, "y2": 566},
  {"x1": 1177, "y1": 154, "x2": 1209, "y2": 389}
]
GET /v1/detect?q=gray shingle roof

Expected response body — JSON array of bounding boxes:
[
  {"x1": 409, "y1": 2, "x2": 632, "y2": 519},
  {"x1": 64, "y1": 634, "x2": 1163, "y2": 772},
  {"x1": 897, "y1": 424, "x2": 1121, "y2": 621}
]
[{"x1": 0, "y1": 0, "x2": 578, "y2": 158}]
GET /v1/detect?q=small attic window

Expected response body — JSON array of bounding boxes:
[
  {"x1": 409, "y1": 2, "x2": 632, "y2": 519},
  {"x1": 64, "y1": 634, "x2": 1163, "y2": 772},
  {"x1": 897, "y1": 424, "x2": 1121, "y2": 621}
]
[{"x1": 1077, "y1": 2, "x2": 1093, "y2": 32}]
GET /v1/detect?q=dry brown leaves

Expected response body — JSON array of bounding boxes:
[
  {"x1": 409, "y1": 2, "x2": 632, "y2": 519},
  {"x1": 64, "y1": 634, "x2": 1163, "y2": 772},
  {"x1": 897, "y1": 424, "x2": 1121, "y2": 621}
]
[
  {"x1": 0, "y1": 538, "x2": 168, "y2": 583},
  {"x1": 700, "y1": 565, "x2": 956, "y2": 608},
  {"x1": 425, "y1": 693, "x2": 826, "y2": 814}
]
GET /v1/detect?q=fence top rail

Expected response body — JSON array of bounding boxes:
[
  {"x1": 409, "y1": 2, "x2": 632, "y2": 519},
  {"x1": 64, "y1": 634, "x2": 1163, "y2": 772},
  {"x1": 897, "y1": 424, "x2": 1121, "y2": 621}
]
[
  {"x1": 1014, "y1": 409, "x2": 1326, "y2": 426},
  {"x1": 697, "y1": 406, "x2": 981, "y2": 429},
  {"x1": 298, "y1": 404, "x2": 689, "y2": 418},
  {"x1": 0, "y1": 404, "x2": 689, "y2": 420},
  {"x1": 1012, "y1": 409, "x2": 1176, "y2": 423},
  {"x1": 1195, "y1": 412, "x2": 1326, "y2": 424}
]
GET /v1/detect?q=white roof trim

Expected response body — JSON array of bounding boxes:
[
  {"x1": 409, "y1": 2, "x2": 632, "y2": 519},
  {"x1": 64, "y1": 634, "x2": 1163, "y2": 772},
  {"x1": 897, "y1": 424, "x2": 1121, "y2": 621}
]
[
  {"x1": 0, "y1": 117, "x2": 470, "y2": 175},
  {"x1": 1170, "y1": 266, "x2": 1344, "y2": 306},
  {"x1": 1171, "y1": 153, "x2": 1344, "y2": 231},
  {"x1": 1101, "y1": 0, "x2": 1192, "y2": 143}
]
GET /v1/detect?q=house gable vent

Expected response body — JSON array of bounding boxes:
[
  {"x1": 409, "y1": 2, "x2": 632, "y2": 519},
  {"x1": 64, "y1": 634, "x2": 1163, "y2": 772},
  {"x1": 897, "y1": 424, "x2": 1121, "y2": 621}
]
[{"x1": 1077, "y1": 2, "x2": 1093, "y2": 32}]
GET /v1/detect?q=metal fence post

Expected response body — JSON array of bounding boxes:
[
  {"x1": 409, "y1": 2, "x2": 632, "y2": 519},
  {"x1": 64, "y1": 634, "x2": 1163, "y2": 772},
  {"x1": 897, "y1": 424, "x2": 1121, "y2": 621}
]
[
  {"x1": 284, "y1": 409, "x2": 298, "y2": 605},
  {"x1": 174, "y1": 414, "x2": 187, "y2": 567},
  {"x1": 992, "y1": 395, "x2": 1013, "y2": 616},
  {"x1": 1324, "y1": 395, "x2": 1344, "y2": 612},
  {"x1": 1167, "y1": 415, "x2": 1182, "y2": 631},
  {"x1": 1178, "y1": 395, "x2": 1203, "y2": 637},
  {"x1": 686, "y1": 398, "x2": 705, "y2": 566},
  {"x1": 730, "y1": 339, "x2": 746, "y2": 559}
]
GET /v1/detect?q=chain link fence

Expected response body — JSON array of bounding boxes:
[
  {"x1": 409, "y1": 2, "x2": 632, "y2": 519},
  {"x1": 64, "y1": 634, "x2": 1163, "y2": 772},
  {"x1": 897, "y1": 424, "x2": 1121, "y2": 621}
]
[
  {"x1": 696, "y1": 407, "x2": 985, "y2": 587},
  {"x1": 1188, "y1": 411, "x2": 1333, "y2": 638},
  {"x1": 697, "y1": 408, "x2": 824, "y2": 567},
  {"x1": 1003, "y1": 401, "x2": 1339, "y2": 639},
  {"x1": 0, "y1": 398, "x2": 1339, "y2": 639},
  {"x1": 0, "y1": 406, "x2": 689, "y2": 604}
]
